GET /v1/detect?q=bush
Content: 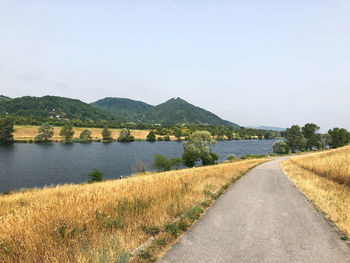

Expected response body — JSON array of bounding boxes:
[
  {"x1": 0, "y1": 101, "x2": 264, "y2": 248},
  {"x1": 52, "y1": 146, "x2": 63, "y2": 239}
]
[
  {"x1": 102, "y1": 127, "x2": 113, "y2": 142},
  {"x1": 152, "y1": 154, "x2": 181, "y2": 172},
  {"x1": 117, "y1": 128, "x2": 134, "y2": 142},
  {"x1": 133, "y1": 159, "x2": 147, "y2": 174},
  {"x1": 164, "y1": 135, "x2": 170, "y2": 141},
  {"x1": 272, "y1": 140, "x2": 289, "y2": 154},
  {"x1": 79, "y1": 129, "x2": 92, "y2": 142},
  {"x1": 34, "y1": 122, "x2": 54, "y2": 143},
  {"x1": 157, "y1": 137, "x2": 164, "y2": 141},
  {"x1": 88, "y1": 169, "x2": 104, "y2": 183},
  {"x1": 226, "y1": 154, "x2": 237, "y2": 161},
  {"x1": 146, "y1": 131, "x2": 156, "y2": 142},
  {"x1": 153, "y1": 154, "x2": 171, "y2": 172}
]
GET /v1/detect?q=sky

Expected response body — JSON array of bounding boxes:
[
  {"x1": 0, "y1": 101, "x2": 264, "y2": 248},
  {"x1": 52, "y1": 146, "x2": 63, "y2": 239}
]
[{"x1": 0, "y1": 1, "x2": 349, "y2": 132}]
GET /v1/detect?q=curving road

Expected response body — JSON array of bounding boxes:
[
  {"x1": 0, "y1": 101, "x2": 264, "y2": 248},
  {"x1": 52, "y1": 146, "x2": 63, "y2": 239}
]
[{"x1": 159, "y1": 157, "x2": 350, "y2": 263}]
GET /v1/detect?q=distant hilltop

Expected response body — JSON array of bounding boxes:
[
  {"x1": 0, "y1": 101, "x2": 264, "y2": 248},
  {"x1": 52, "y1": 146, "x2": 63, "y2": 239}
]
[{"x1": 245, "y1": 125, "x2": 285, "y2": 131}]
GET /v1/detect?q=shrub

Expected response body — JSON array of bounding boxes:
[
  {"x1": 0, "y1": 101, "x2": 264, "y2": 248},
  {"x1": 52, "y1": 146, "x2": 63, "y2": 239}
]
[
  {"x1": 59, "y1": 123, "x2": 74, "y2": 143},
  {"x1": 117, "y1": 128, "x2": 134, "y2": 142},
  {"x1": 102, "y1": 127, "x2": 113, "y2": 142},
  {"x1": 272, "y1": 141, "x2": 289, "y2": 154},
  {"x1": 226, "y1": 154, "x2": 237, "y2": 161},
  {"x1": 34, "y1": 123, "x2": 54, "y2": 143},
  {"x1": 88, "y1": 169, "x2": 104, "y2": 183},
  {"x1": 146, "y1": 131, "x2": 156, "y2": 142},
  {"x1": 133, "y1": 159, "x2": 147, "y2": 174},
  {"x1": 79, "y1": 129, "x2": 92, "y2": 142},
  {"x1": 164, "y1": 135, "x2": 170, "y2": 141},
  {"x1": 157, "y1": 137, "x2": 164, "y2": 141},
  {"x1": 152, "y1": 154, "x2": 171, "y2": 172},
  {"x1": 169, "y1": 158, "x2": 182, "y2": 170}
]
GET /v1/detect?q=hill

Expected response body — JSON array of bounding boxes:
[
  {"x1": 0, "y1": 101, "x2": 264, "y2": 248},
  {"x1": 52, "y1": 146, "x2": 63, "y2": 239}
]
[
  {"x1": 141, "y1": 97, "x2": 240, "y2": 128},
  {"x1": 91, "y1": 97, "x2": 153, "y2": 122},
  {"x1": 246, "y1": 125, "x2": 285, "y2": 131},
  {"x1": 0, "y1": 95, "x2": 11, "y2": 102},
  {"x1": 0, "y1": 96, "x2": 118, "y2": 121}
]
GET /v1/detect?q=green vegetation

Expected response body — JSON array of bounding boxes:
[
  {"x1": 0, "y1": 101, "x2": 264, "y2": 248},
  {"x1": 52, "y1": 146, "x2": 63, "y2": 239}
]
[
  {"x1": 302, "y1": 123, "x2": 323, "y2": 150},
  {"x1": 102, "y1": 126, "x2": 113, "y2": 142},
  {"x1": 34, "y1": 122, "x2": 54, "y2": 143},
  {"x1": 88, "y1": 169, "x2": 104, "y2": 183},
  {"x1": 182, "y1": 131, "x2": 217, "y2": 167},
  {"x1": 59, "y1": 123, "x2": 75, "y2": 143},
  {"x1": 117, "y1": 128, "x2": 135, "y2": 142},
  {"x1": 91, "y1": 97, "x2": 153, "y2": 122},
  {"x1": 272, "y1": 141, "x2": 289, "y2": 154},
  {"x1": 79, "y1": 129, "x2": 92, "y2": 142},
  {"x1": 226, "y1": 154, "x2": 237, "y2": 161},
  {"x1": 285, "y1": 125, "x2": 306, "y2": 153},
  {"x1": 152, "y1": 154, "x2": 182, "y2": 172},
  {"x1": 146, "y1": 130, "x2": 156, "y2": 142},
  {"x1": 0, "y1": 95, "x2": 118, "y2": 121},
  {"x1": 141, "y1": 97, "x2": 239, "y2": 127},
  {"x1": 328, "y1": 128, "x2": 350, "y2": 148},
  {"x1": 0, "y1": 117, "x2": 14, "y2": 144}
]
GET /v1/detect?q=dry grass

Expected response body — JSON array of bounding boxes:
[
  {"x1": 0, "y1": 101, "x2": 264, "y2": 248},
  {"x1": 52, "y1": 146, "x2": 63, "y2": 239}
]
[
  {"x1": 13, "y1": 125, "x2": 176, "y2": 141},
  {"x1": 0, "y1": 159, "x2": 265, "y2": 263},
  {"x1": 281, "y1": 145, "x2": 350, "y2": 238}
]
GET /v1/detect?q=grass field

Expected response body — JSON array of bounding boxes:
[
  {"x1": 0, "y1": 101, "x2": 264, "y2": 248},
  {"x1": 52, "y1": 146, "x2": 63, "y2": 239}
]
[
  {"x1": 281, "y1": 145, "x2": 350, "y2": 238},
  {"x1": 0, "y1": 159, "x2": 265, "y2": 263},
  {"x1": 13, "y1": 125, "x2": 176, "y2": 142}
]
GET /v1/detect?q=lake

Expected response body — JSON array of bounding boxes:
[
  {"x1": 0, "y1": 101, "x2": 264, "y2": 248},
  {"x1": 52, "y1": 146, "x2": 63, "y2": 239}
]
[{"x1": 0, "y1": 140, "x2": 278, "y2": 192}]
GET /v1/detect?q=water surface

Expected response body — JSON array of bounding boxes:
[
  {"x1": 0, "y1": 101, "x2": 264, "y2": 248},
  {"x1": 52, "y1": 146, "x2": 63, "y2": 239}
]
[{"x1": 0, "y1": 140, "x2": 277, "y2": 192}]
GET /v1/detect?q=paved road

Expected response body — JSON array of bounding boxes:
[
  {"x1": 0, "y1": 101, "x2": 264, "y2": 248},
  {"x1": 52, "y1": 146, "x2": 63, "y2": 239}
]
[{"x1": 159, "y1": 157, "x2": 350, "y2": 263}]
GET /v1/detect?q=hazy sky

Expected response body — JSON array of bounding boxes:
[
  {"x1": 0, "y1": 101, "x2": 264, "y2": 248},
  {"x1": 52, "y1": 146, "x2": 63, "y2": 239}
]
[{"x1": 1, "y1": 1, "x2": 349, "y2": 131}]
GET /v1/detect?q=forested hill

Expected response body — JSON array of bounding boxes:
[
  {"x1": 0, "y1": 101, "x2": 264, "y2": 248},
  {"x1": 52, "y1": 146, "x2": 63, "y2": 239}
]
[
  {"x1": 0, "y1": 96, "x2": 119, "y2": 121},
  {"x1": 141, "y1": 97, "x2": 240, "y2": 128},
  {"x1": 91, "y1": 97, "x2": 153, "y2": 122}
]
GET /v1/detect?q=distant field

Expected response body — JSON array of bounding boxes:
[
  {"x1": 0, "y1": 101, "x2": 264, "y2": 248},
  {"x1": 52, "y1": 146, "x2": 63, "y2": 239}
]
[
  {"x1": 281, "y1": 145, "x2": 350, "y2": 238},
  {"x1": 13, "y1": 125, "x2": 176, "y2": 141},
  {"x1": 0, "y1": 159, "x2": 265, "y2": 262}
]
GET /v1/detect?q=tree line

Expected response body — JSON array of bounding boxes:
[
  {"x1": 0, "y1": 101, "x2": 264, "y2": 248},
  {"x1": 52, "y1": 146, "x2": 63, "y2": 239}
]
[{"x1": 272, "y1": 123, "x2": 350, "y2": 154}]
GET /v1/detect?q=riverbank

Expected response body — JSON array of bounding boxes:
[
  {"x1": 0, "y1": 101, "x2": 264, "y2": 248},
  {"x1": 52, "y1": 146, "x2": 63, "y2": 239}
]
[
  {"x1": 281, "y1": 145, "x2": 350, "y2": 239},
  {"x1": 0, "y1": 158, "x2": 266, "y2": 263},
  {"x1": 13, "y1": 125, "x2": 176, "y2": 142}
]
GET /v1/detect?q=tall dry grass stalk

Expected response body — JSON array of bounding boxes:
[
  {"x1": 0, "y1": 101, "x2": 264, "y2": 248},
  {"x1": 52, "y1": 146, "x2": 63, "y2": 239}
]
[
  {"x1": 289, "y1": 146, "x2": 350, "y2": 186},
  {"x1": 281, "y1": 145, "x2": 350, "y2": 238},
  {"x1": 0, "y1": 159, "x2": 264, "y2": 263}
]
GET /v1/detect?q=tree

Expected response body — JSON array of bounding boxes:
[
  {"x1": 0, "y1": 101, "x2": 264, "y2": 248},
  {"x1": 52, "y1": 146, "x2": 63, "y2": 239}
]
[
  {"x1": 146, "y1": 130, "x2": 156, "y2": 142},
  {"x1": 117, "y1": 128, "x2": 134, "y2": 142},
  {"x1": 34, "y1": 122, "x2": 54, "y2": 143},
  {"x1": 0, "y1": 117, "x2": 14, "y2": 144},
  {"x1": 285, "y1": 125, "x2": 306, "y2": 153},
  {"x1": 174, "y1": 128, "x2": 182, "y2": 141},
  {"x1": 272, "y1": 141, "x2": 289, "y2": 154},
  {"x1": 182, "y1": 131, "x2": 217, "y2": 167},
  {"x1": 302, "y1": 123, "x2": 323, "y2": 150},
  {"x1": 264, "y1": 130, "x2": 274, "y2": 140},
  {"x1": 102, "y1": 126, "x2": 113, "y2": 142},
  {"x1": 59, "y1": 123, "x2": 75, "y2": 143},
  {"x1": 133, "y1": 159, "x2": 147, "y2": 174},
  {"x1": 79, "y1": 129, "x2": 92, "y2": 142},
  {"x1": 164, "y1": 135, "x2": 171, "y2": 141},
  {"x1": 328, "y1": 128, "x2": 350, "y2": 148},
  {"x1": 88, "y1": 168, "x2": 104, "y2": 183},
  {"x1": 152, "y1": 154, "x2": 182, "y2": 172}
]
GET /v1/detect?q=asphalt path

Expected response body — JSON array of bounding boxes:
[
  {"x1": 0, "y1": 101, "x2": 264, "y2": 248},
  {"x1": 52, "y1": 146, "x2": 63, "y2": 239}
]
[{"x1": 159, "y1": 157, "x2": 350, "y2": 263}]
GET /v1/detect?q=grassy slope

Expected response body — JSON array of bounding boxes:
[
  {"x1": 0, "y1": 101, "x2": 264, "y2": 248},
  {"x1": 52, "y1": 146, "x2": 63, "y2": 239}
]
[
  {"x1": 0, "y1": 159, "x2": 265, "y2": 263},
  {"x1": 13, "y1": 125, "x2": 175, "y2": 141},
  {"x1": 90, "y1": 97, "x2": 153, "y2": 123},
  {"x1": 142, "y1": 97, "x2": 239, "y2": 128},
  {"x1": 0, "y1": 96, "x2": 118, "y2": 121},
  {"x1": 281, "y1": 145, "x2": 350, "y2": 238}
]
